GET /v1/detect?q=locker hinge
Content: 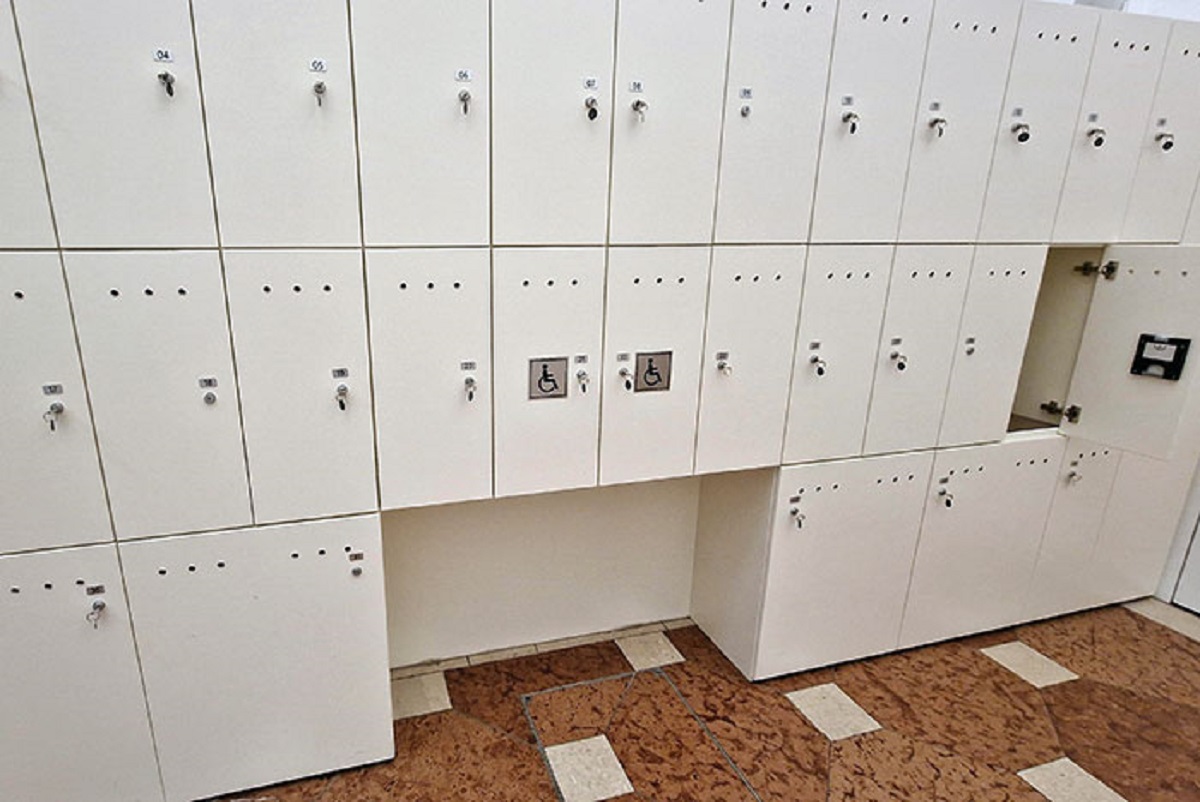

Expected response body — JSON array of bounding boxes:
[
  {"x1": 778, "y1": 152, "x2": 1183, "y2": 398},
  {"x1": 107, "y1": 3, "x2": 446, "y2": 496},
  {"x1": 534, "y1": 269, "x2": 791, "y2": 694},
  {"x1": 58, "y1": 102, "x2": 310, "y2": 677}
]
[
  {"x1": 1064, "y1": 404, "x2": 1082, "y2": 424},
  {"x1": 1039, "y1": 400, "x2": 1064, "y2": 417},
  {"x1": 1073, "y1": 260, "x2": 1118, "y2": 281}
]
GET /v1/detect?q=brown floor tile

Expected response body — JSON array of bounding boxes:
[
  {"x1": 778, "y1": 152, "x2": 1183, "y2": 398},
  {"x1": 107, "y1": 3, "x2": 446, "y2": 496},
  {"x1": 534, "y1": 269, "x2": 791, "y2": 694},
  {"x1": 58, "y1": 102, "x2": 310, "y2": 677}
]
[{"x1": 527, "y1": 675, "x2": 634, "y2": 747}]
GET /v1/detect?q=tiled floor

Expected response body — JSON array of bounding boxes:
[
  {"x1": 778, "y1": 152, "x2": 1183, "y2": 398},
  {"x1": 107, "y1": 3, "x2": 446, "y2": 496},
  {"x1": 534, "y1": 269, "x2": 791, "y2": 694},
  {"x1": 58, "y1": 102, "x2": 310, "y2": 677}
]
[{"x1": 215, "y1": 602, "x2": 1200, "y2": 802}]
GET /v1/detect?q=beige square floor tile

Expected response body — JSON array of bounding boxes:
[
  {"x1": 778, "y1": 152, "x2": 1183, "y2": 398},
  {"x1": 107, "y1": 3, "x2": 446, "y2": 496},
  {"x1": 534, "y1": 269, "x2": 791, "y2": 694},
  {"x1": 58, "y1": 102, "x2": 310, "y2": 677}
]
[
  {"x1": 1019, "y1": 757, "x2": 1126, "y2": 801},
  {"x1": 615, "y1": 631, "x2": 685, "y2": 671},
  {"x1": 662, "y1": 617, "x2": 694, "y2": 631},
  {"x1": 613, "y1": 621, "x2": 668, "y2": 638},
  {"x1": 391, "y1": 671, "x2": 452, "y2": 720},
  {"x1": 545, "y1": 734, "x2": 634, "y2": 802},
  {"x1": 786, "y1": 682, "x2": 881, "y2": 741},
  {"x1": 982, "y1": 641, "x2": 1079, "y2": 689},
  {"x1": 1125, "y1": 597, "x2": 1200, "y2": 643}
]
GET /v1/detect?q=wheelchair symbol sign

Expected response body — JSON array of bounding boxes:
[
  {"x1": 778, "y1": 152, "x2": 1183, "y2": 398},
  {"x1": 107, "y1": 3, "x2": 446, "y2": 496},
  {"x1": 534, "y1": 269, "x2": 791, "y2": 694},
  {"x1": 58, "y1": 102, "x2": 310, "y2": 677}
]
[
  {"x1": 528, "y1": 357, "x2": 569, "y2": 400},
  {"x1": 634, "y1": 351, "x2": 672, "y2": 393}
]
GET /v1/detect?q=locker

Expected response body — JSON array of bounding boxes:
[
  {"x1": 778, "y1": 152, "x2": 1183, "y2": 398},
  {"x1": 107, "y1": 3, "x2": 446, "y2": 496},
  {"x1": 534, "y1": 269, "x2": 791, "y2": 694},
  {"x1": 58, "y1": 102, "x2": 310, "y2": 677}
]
[
  {"x1": 192, "y1": 0, "x2": 360, "y2": 246},
  {"x1": 13, "y1": 0, "x2": 215, "y2": 248},
  {"x1": 225, "y1": 251, "x2": 377, "y2": 524},
  {"x1": 1053, "y1": 12, "x2": 1170, "y2": 244},
  {"x1": 493, "y1": 249, "x2": 604, "y2": 497},
  {"x1": 492, "y1": 0, "x2": 615, "y2": 245},
  {"x1": 0, "y1": 545, "x2": 161, "y2": 802},
  {"x1": 783, "y1": 246, "x2": 892, "y2": 463},
  {"x1": 367, "y1": 249, "x2": 492, "y2": 508},
  {"x1": 0, "y1": 6, "x2": 54, "y2": 249},
  {"x1": 695, "y1": 247, "x2": 804, "y2": 474},
  {"x1": 897, "y1": 0, "x2": 1022, "y2": 242},
  {"x1": 713, "y1": 0, "x2": 837, "y2": 244},
  {"x1": 863, "y1": 245, "x2": 971, "y2": 455},
  {"x1": 809, "y1": 0, "x2": 934, "y2": 243},
  {"x1": 978, "y1": 3, "x2": 1100, "y2": 243},
  {"x1": 1, "y1": 255, "x2": 110, "y2": 553},
  {"x1": 608, "y1": 0, "x2": 732, "y2": 245},
  {"x1": 353, "y1": 1, "x2": 489, "y2": 247},
  {"x1": 600, "y1": 247, "x2": 709, "y2": 485},
  {"x1": 938, "y1": 245, "x2": 1047, "y2": 448},
  {"x1": 66, "y1": 252, "x2": 252, "y2": 539},
  {"x1": 120, "y1": 516, "x2": 393, "y2": 802}
]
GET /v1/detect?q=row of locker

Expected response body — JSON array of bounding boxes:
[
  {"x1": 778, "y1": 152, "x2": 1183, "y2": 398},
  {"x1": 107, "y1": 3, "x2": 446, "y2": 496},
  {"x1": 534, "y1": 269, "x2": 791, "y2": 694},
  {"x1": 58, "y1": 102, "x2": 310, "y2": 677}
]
[{"x1": 6, "y1": 0, "x2": 1200, "y2": 250}]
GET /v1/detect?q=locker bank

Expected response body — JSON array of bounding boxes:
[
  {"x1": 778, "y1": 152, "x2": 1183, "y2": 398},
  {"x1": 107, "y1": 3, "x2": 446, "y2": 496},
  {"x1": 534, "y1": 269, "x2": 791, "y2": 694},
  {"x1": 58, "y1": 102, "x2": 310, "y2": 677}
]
[{"x1": 5, "y1": 0, "x2": 1200, "y2": 799}]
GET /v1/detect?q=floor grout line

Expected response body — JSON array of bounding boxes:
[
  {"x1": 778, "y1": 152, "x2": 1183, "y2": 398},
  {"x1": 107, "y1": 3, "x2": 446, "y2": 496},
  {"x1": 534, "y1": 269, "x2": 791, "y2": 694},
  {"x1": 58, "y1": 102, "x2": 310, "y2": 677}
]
[
  {"x1": 522, "y1": 670, "x2": 639, "y2": 702},
  {"x1": 522, "y1": 692, "x2": 567, "y2": 802}
]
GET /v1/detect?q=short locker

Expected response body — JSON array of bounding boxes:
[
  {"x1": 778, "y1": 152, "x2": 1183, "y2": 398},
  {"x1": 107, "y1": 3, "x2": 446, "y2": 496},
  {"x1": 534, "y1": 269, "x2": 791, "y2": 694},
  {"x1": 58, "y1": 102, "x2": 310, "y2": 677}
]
[
  {"x1": 353, "y1": 1, "x2": 489, "y2": 247},
  {"x1": 192, "y1": 0, "x2": 360, "y2": 247},
  {"x1": 0, "y1": 6, "x2": 54, "y2": 249},
  {"x1": 492, "y1": 0, "x2": 615, "y2": 246},
  {"x1": 608, "y1": 0, "x2": 732, "y2": 245},
  {"x1": 713, "y1": 0, "x2": 836, "y2": 244},
  {"x1": 783, "y1": 245, "x2": 892, "y2": 463},
  {"x1": 120, "y1": 515, "x2": 393, "y2": 802},
  {"x1": 600, "y1": 247, "x2": 709, "y2": 485},
  {"x1": 863, "y1": 245, "x2": 971, "y2": 455},
  {"x1": 367, "y1": 249, "x2": 492, "y2": 508},
  {"x1": 1, "y1": 255, "x2": 110, "y2": 553},
  {"x1": 0, "y1": 545, "x2": 161, "y2": 802},
  {"x1": 978, "y1": 3, "x2": 1100, "y2": 243},
  {"x1": 695, "y1": 247, "x2": 804, "y2": 474},
  {"x1": 493, "y1": 249, "x2": 604, "y2": 497},
  {"x1": 809, "y1": 0, "x2": 934, "y2": 243},
  {"x1": 13, "y1": 0, "x2": 215, "y2": 248},
  {"x1": 225, "y1": 251, "x2": 377, "y2": 524},
  {"x1": 897, "y1": 0, "x2": 1022, "y2": 243},
  {"x1": 66, "y1": 252, "x2": 252, "y2": 539}
]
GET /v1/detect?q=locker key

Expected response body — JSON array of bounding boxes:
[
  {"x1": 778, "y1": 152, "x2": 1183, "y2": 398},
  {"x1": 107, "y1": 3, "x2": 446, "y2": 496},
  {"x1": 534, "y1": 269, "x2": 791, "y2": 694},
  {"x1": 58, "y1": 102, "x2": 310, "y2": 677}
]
[
  {"x1": 336, "y1": 383, "x2": 350, "y2": 410},
  {"x1": 459, "y1": 89, "x2": 472, "y2": 116},
  {"x1": 203, "y1": 391, "x2": 218, "y2": 405},
  {"x1": 889, "y1": 350, "x2": 908, "y2": 372},
  {"x1": 716, "y1": 358, "x2": 733, "y2": 376},
  {"x1": 1156, "y1": 131, "x2": 1175, "y2": 152},
  {"x1": 619, "y1": 366, "x2": 635, "y2": 391},
  {"x1": 937, "y1": 488, "x2": 954, "y2": 509},
  {"x1": 584, "y1": 96, "x2": 600, "y2": 121},
  {"x1": 464, "y1": 376, "x2": 477, "y2": 402},
  {"x1": 43, "y1": 401, "x2": 65, "y2": 432},
  {"x1": 157, "y1": 71, "x2": 176, "y2": 98},
  {"x1": 1087, "y1": 126, "x2": 1106, "y2": 148},
  {"x1": 631, "y1": 98, "x2": 649, "y2": 123},
  {"x1": 1011, "y1": 122, "x2": 1031, "y2": 144},
  {"x1": 86, "y1": 599, "x2": 106, "y2": 630},
  {"x1": 313, "y1": 81, "x2": 327, "y2": 107},
  {"x1": 1066, "y1": 469, "x2": 1083, "y2": 485},
  {"x1": 928, "y1": 116, "x2": 947, "y2": 138},
  {"x1": 841, "y1": 111, "x2": 860, "y2": 135},
  {"x1": 576, "y1": 370, "x2": 590, "y2": 393},
  {"x1": 809, "y1": 355, "x2": 827, "y2": 377},
  {"x1": 789, "y1": 507, "x2": 805, "y2": 529},
  {"x1": 740, "y1": 105, "x2": 751, "y2": 119}
]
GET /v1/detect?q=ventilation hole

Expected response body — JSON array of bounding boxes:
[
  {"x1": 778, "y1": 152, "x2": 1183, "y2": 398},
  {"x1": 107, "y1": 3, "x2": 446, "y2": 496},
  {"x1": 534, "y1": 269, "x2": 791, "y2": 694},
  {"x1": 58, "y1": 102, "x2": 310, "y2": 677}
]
[
  {"x1": 13, "y1": 291, "x2": 24, "y2": 300},
  {"x1": 678, "y1": 277, "x2": 685, "y2": 284},
  {"x1": 1004, "y1": 270, "x2": 1012, "y2": 276},
  {"x1": 784, "y1": 1, "x2": 790, "y2": 8},
  {"x1": 187, "y1": 565, "x2": 196, "y2": 573},
  {"x1": 109, "y1": 288, "x2": 120, "y2": 297},
  {"x1": 989, "y1": 270, "x2": 996, "y2": 277},
  {"x1": 143, "y1": 287, "x2": 154, "y2": 296},
  {"x1": 928, "y1": 271, "x2": 935, "y2": 278},
  {"x1": 547, "y1": 279, "x2": 555, "y2": 287},
  {"x1": 1070, "y1": 35, "x2": 1077, "y2": 43},
  {"x1": 453, "y1": 281, "x2": 462, "y2": 289},
  {"x1": 752, "y1": 275, "x2": 760, "y2": 282},
  {"x1": 216, "y1": 561, "x2": 226, "y2": 569},
  {"x1": 876, "y1": 478, "x2": 882, "y2": 484},
  {"x1": 991, "y1": 26, "x2": 997, "y2": 34},
  {"x1": 944, "y1": 271, "x2": 951, "y2": 278},
  {"x1": 911, "y1": 271, "x2": 918, "y2": 279},
  {"x1": 954, "y1": 21, "x2": 961, "y2": 30},
  {"x1": 827, "y1": 272, "x2": 834, "y2": 279},
  {"x1": 972, "y1": 23, "x2": 979, "y2": 32},
  {"x1": 323, "y1": 284, "x2": 332, "y2": 292},
  {"x1": 426, "y1": 282, "x2": 435, "y2": 290},
  {"x1": 805, "y1": 4, "x2": 812, "y2": 11},
  {"x1": 845, "y1": 272, "x2": 852, "y2": 279},
  {"x1": 158, "y1": 568, "x2": 168, "y2": 576},
  {"x1": 291, "y1": 552, "x2": 300, "y2": 559},
  {"x1": 318, "y1": 549, "x2": 327, "y2": 556},
  {"x1": 344, "y1": 545, "x2": 352, "y2": 553},
  {"x1": 177, "y1": 287, "x2": 187, "y2": 296},
  {"x1": 891, "y1": 476, "x2": 898, "y2": 483},
  {"x1": 400, "y1": 282, "x2": 408, "y2": 290},
  {"x1": 862, "y1": 11, "x2": 868, "y2": 19},
  {"x1": 832, "y1": 483, "x2": 839, "y2": 490},
  {"x1": 292, "y1": 284, "x2": 302, "y2": 293},
  {"x1": 774, "y1": 273, "x2": 782, "y2": 281},
  {"x1": 735, "y1": 274, "x2": 743, "y2": 282},
  {"x1": 761, "y1": 0, "x2": 767, "y2": 6},
  {"x1": 43, "y1": 583, "x2": 52, "y2": 591},
  {"x1": 902, "y1": 15, "x2": 909, "y2": 24},
  {"x1": 1144, "y1": 44, "x2": 1150, "y2": 52},
  {"x1": 521, "y1": 280, "x2": 529, "y2": 287},
  {"x1": 1129, "y1": 42, "x2": 1135, "y2": 50},
  {"x1": 882, "y1": 13, "x2": 889, "y2": 22},
  {"x1": 633, "y1": 277, "x2": 641, "y2": 284},
  {"x1": 908, "y1": 474, "x2": 915, "y2": 480},
  {"x1": 1037, "y1": 31, "x2": 1044, "y2": 39},
  {"x1": 655, "y1": 277, "x2": 663, "y2": 284},
  {"x1": 864, "y1": 271, "x2": 871, "y2": 279},
  {"x1": 9, "y1": 587, "x2": 18, "y2": 594},
  {"x1": 75, "y1": 579, "x2": 84, "y2": 586},
  {"x1": 571, "y1": 279, "x2": 579, "y2": 286},
  {"x1": 1054, "y1": 33, "x2": 1060, "y2": 41}
]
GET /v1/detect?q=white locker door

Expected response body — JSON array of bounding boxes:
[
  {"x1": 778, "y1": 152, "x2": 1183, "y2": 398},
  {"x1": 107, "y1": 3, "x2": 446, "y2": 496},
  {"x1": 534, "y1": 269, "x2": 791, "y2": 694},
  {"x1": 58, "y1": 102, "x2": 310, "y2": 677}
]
[
  {"x1": 600, "y1": 247, "x2": 709, "y2": 484},
  {"x1": 66, "y1": 252, "x2": 252, "y2": 539},
  {"x1": 939, "y1": 245, "x2": 1047, "y2": 448},
  {"x1": 353, "y1": 1, "x2": 489, "y2": 247},
  {"x1": 810, "y1": 0, "x2": 934, "y2": 243},
  {"x1": 900, "y1": 433, "x2": 1064, "y2": 648},
  {"x1": 713, "y1": 0, "x2": 836, "y2": 244},
  {"x1": 695, "y1": 247, "x2": 804, "y2": 474},
  {"x1": 1053, "y1": 12, "x2": 1170, "y2": 244},
  {"x1": 608, "y1": 0, "x2": 732, "y2": 245},
  {"x1": 493, "y1": 0, "x2": 615, "y2": 246},
  {"x1": 120, "y1": 516, "x2": 393, "y2": 802},
  {"x1": 783, "y1": 246, "x2": 892, "y2": 463},
  {"x1": 1, "y1": 255, "x2": 110, "y2": 553},
  {"x1": 756, "y1": 452, "x2": 934, "y2": 679},
  {"x1": 978, "y1": 3, "x2": 1100, "y2": 243},
  {"x1": 0, "y1": 545, "x2": 161, "y2": 802},
  {"x1": 493, "y1": 249, "x2": 604, "y2": 497},
  {"x1": 225, "y1": 252, "x2": 377, "y2": 524},
  {"x1": 863, "y1": 245, "x2": 971, "y2": 455},
  {"x1": 193, "y1": 0, "x2": 359, "y2": 247},
  {"x1": 367, "y1": 249, "x2": 492, "y2": 508},
  {"x1": 897, "y1": 0, "x2": 1022, "y2": 242},
  {"x1": 0, "y1": 6, "x2": 54, "y2": 249},
  {"x1": 13, "y1": 0, "x2": 215, "y2": 248}
]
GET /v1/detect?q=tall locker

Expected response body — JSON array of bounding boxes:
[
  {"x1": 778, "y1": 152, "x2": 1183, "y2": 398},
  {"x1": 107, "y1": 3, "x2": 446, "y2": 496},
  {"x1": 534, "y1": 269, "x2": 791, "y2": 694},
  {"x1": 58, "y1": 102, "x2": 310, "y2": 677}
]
[
  {"x1": 192, "y1": 0, "x2": 360, "y2": 247},
  {"x1": 14, "y1": 0, "x2": 215, "y2": 248},
  {"x1": 225, "y1": 251, "x2": 377, "y2": 524},
  {"x1": 66, "y1": 252, "x2": 252, "y2": 539},
  {"x1": 713, "y1": 0, "x2": 837, "y2": 244},
  {"x1": 0, "y1": 5, "x2": 54, "y2": 249},
  {"x1": 353, "y1": 1, "x2": 489, "y2": 247},
  {"x1": 809, "y1": 0, "x2": 934, "y2": 243}
]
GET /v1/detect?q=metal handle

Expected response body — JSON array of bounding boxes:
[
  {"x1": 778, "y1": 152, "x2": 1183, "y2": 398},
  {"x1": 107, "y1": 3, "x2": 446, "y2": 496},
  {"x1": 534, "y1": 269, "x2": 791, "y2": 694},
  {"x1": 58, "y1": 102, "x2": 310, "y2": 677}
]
[
  {"x1": 842, "y1": 110, "x2": 860, "y2": 135},
  {"x1": 459, "y1": 89, "x2": 472, "y2": 115},
  {"x1": 619, "y1": 366, "x2": 634, "y2": 391},
  {"x1": 937, "y1": 488, "x2": 954, "y2": 509},
  {"x1": 576, "y1": 370, "x2": 590, "y2": 394},
  {"x1": 335, "y1": 383, "x2": 350, "y2": 411},
  {"x1": 929, "y1": 116, "x2": 947, "y2": 138},
  {"x1": 890, "y1": 351, "x2": 908, "y2": 372},
  {"x1": 203, "y1": 391, "x2": 218, "y2": 406},
  {"x1": 464, "y1": 376, "x2": 477, "y2": 403},
  {"x1": 809, "y1": 355, "x2": 827, "y2": 377},
  {"x1": 1011, "y1": 122, "x2": 1031, "y2": 143},
  {"x1": 87, "y1": 599, "x2": 107, "y2": 629},
  {"x1": 584, "y1": 96, "x2": 600, "y2": 121},
  {"x1": 158, "y1": 71, "x2": 176, "y2": 98},
  {"x1": 632, "y1": 98, "x2": 648, "y2": 122},
  {"x1": 313, "y1": 81, "x2": 327, "y2": 107},
  {"x1": 44, "y1": 401, "x2": 65, "y2": 432},
  {"x1": 740, "y1": 105, "x2": 752, "y2": 118}
]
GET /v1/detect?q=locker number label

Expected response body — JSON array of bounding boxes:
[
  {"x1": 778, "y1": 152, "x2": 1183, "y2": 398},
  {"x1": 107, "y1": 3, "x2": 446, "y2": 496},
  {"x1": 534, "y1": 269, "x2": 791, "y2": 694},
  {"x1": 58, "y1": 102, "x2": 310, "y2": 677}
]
[
  {"x1": 331, "y1": 367, "x2": 350, "y2": 379},
  {"x1": 198, "y1": 377, "x2": 218, "y2": 389},
  {"x1": 583, "y1": 77, "x2": 599, "y2": 90},
  {"x1": 460, "y1": 361, "x2": 477, "y2": 371},
  {"x1": 309, "y1": 58, "x2": 328, "y2": 73},
  {"x1": 456, "y1": 69, "x2": 473, "y2": 83},
  {"x1": 42, "y1": 384, "x2": 64, "y2": 396},
  {"x1": 629, "y1": 80, "x2": 645, "y2": 93},
  {"x1": 739, "y1": 87, "x2": 753, "y2": 100},
  {"x1": 153, "y1": 48, "x2": 175, "y2": 63},
  {"x1": 86, "y1": 584, "x2": 106, "y2": 596}
]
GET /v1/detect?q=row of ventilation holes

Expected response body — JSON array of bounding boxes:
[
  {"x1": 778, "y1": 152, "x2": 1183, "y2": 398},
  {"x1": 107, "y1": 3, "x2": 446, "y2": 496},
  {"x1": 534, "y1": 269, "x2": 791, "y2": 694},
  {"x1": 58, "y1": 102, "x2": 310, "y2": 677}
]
[
  {"x1": 1182, "y1": 49, "x2": 1200, "y2": 58},
  {"x1": 1113, "y1": 40, "x2": 1152, "y2": 53},
  {"x1": 108, "y1": 287, "x2": 189, "y2": 298},
  {"x1": 861, "y1": 11, "x2": 910, "y2": 24},
  {"x1": 633, "y1": 276, "x2": 687, "y2": 285},
  {"x1": 954, "y1": 22, "x2": 998, "y2": 35},
  {"x1": 154, "y1": 545, "x2": 356, "y2": 576},
  {"x1": 988, "y1": 269, "x2": 1028, "y2": 278},
  {"x1": 1128, "y1": 268, "x2": 1189, "y2": 277},
  {"x1": 263, "y1": 283, "x2": 334, "y2": 294},
  {"x1": 760, "y1": 2, "x2": 814, "y2": 11},
  {"x1": 522, "y1": 278, "x2": 579, "y2": 288},
  {"x1": 401, "y1": 280, "x2": 464, "y2": 290},
  {"x1": 1038, "y1": 32, "x2": 1079, "y2": 44},
  {"x1": 1078, "y1": 449, "x2": 1111, "y2": 460},
  {"x1": 795, "y1": 472, "x2": 920, "y2": 494},
  {"x1": 9, "y1": 577, "x2": 90, "y2": 595}
]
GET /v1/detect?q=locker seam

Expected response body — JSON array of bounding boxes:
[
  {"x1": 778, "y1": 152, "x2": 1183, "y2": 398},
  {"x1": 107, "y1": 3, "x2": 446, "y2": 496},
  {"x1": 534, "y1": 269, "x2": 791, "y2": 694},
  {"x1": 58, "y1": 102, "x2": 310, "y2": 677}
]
[
  {"x1": 856, "y1": 244, "x2": 897, "y2": 456},
  {"x1": 892, "y1": 0, "x2": 938, "y2": 242},
  {"x1": 893, "y1": 456, "x2": 938, "y2": 650},
  {"x1": 802, "y1": 0, "x2": 843, "y2": 243},
  {"x1": 1116, "y1": 22, "x2": 1173, "y2": 242},
  {"x1": 1168, "y1": 478, "x2": 1200, "y2": 602},
  {"x1": 778, "y1": 246, "x2": 813, "y2": 464},
  {"x1": 706, "y1": 0, "x2": 737, "y2": 247},
  {"x1": 747, "y1": 472, "x2": 784, "y2": 678},
  {"x1": 489, "y1": 0, "x2": 497, "y2": 499},
  {"x1": 595, "y1": 0, "x2": 622, "y2": 486},
  {"x1": 1047, "y1": 11, "x2": 1103, "y2": 243}
]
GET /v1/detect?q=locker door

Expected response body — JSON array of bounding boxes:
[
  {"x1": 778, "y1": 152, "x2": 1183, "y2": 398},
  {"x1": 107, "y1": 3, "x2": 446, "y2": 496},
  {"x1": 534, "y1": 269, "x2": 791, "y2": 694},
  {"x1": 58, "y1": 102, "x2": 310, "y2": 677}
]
[
  {"x1": 756, "y1": 452, "x2": 934, "y2": 679},
  {"x1": 120, "y1": 516, "x2": 393, "y2": 802},
  {"x1": 0, "y1": 6, "x2": 54, "y2": 249},
  {"x1": 225, "y1": 251, "x2": 377, "y2": 524},
  {"x1": 1, "y1": 255, "x2": 110, "y2": 553},
  {"x1": 367, "y1": 250, "x2": 491, "y2": 509},
  {"x1": 608, "y1": 0, "x2": 732, "y2": 245},
  {"x1": 783, "y1": 246, "x2": 892, "y2": 463},
  {"x1": 713, "y1": 0, "x2": 836, "y2": 244},
  {"x1": 978, "y1": 3, "x2": 1100, "y2": 243},
  {"x1": 492, "y1": 0, "x2": 615, "y2": 246},
  {"x1": 0, "y1": 545, "x2": 161, "y2": 802},
  {"x1": 600, "y1": 247, "x2": 709, "y2": 484},
  {"x1": 897, "y1": 0, "x2": 1022, "y2": 243},
  {"x1": 809, "y1": 0, "x2": 934, "y2": 243},
  {"x1": 493, "y1": 249, "x2": 604, "y2": 497},
  {"x1": 193, "y1": 0, "x2": 359, "y2": 247},
  {"x1": 695, "y1": 247, "x2": 804, "y2": 474},
  {"x1": 66, "y1": 252, "x2": 252, "y2": 539},
  {"x1": 353, "y1": 1, "x2": 489, "y2": 247},
  {"x1": 1053, "y1": 12, "x2": 1170, "y2": 244},
  {"x1": 13, "y1": 0, "x2": 215, "y2": 248},
  {"x1": 863, "y1": 246, "x2": 971, "y2": 455},
  {"x1": 900, "y1": 433, "x2": 1064, "y2": 648},
  {"x1": 938, "y1": 245, "x2": 1047, "y2": 448}
]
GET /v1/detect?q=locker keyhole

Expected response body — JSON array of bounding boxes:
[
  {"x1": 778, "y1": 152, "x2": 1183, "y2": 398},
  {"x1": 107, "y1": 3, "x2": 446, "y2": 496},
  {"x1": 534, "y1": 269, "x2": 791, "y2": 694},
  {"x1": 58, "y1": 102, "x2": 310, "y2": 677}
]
[
  {"x1": 1011, "y1": 122, "x2": 1031, "y2": 143},
  {"x1": 335, "y1": 383, "x2": 349, "y2": 411},
  {"x1": 1156, "y1": 131, "x2": 1175, "y2": 151}
]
